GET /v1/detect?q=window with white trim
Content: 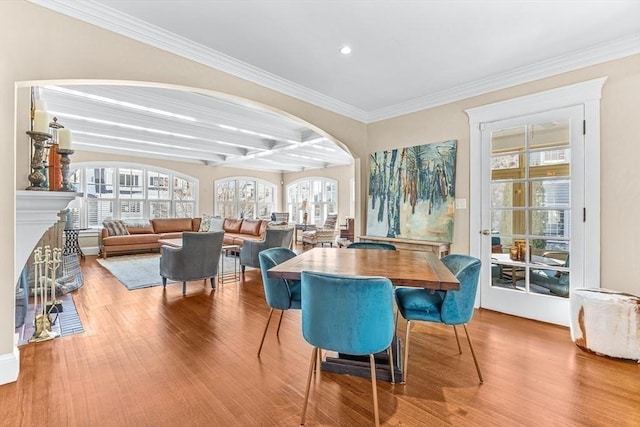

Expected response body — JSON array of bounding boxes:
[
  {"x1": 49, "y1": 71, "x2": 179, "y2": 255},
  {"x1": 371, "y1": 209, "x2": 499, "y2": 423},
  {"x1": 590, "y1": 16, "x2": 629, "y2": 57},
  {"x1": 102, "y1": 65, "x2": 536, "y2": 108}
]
[
  {"x1": 214, "y1": 177, "x2": 276, "y2": 219},
  {"x1": 68, "y1": 164, "x2": 197, "y2": 228},
  {"x1": 286, "y1": 178, "x2": 338, "y2": 224}
]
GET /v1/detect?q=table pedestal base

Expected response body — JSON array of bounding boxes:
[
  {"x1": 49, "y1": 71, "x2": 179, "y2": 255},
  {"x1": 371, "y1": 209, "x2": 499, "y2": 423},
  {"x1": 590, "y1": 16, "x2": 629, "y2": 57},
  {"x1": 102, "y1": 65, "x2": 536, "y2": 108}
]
[{"x1": 321, "y1": 337, "x2": 404, "y2": 383}]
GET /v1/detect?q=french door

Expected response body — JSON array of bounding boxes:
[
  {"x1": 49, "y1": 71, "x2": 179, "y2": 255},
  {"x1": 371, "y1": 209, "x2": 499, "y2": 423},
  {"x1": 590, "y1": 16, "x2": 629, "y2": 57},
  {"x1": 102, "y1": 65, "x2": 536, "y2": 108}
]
[{"x1": 479, "y1": 106, "x2": 585, "y2": 325}]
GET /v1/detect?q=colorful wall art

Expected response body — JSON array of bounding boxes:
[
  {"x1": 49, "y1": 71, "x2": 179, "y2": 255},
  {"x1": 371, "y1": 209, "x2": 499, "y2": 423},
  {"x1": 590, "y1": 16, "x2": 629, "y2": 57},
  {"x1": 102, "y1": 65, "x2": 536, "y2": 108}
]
[{"x1": 367, "y1": 139, "x2": 457, "y2": 243}]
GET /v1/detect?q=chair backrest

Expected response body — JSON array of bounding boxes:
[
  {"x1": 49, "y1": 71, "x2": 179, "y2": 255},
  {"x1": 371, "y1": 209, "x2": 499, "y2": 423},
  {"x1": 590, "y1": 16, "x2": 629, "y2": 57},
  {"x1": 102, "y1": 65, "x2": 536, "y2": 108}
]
[
  {"x1": 258, "y1": 247, "x2": 300, "y2": 310},
  {"x1": 271, "y1": 212, "x2": 290, "y2": 223},
  {"x1": 322, "y1": 214, "x2": 338, "y2": 230},
  {"x1": 263, "y1": 227, "x2": 294, "y2": 248},
  {"x1": 440, "y1": 254, "x2": 481, "y2": 325},
  {"x1": 181, "y1": 231, "x2": 225, "y2": 277},
  {"x1": 301, "y1": 271, "x2": 394, "y2": 355},
  {"x1": 346, "y1": 242, "x2": 396, "y2": 250}
]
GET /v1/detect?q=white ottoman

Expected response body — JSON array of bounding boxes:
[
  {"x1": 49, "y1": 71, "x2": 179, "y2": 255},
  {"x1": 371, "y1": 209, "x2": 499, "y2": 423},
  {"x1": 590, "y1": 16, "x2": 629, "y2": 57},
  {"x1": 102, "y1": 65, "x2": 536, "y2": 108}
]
[{"x1": 570, "y1": 288, "x2": 640, "y2": 362}]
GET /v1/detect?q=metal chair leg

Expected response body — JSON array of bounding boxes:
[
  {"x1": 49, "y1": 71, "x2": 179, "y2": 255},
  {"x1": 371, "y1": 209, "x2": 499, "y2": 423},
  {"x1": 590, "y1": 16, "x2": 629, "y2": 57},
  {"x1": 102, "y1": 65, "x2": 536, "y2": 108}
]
[
  {"x1": 463, "y1": 324, "x2": 484, "y2": 384},
  {"x1": 452, "y1": 325, "x2": 462, "y2": 354},
  {"x1": 300, "y1": 347, "x2": 318, "y2": 426},
  {"x1": 276, "y1": 310, "x2": 285, "y2": 336},
  {"x1": 403, "y1": 320, "x2": 411, "y2": 383},
  {"x1": 257, "y1": 308, "x2": 274, "y2": 357},
  {"x1": 369, "y1": 354, "x2": 380, "y2": 427},
  {"x1": 388, "y1": 344, "x2": 395, "y2": 384},
  {"x1": 182, "y1": 281, "x2": 186, "y2": 295}
]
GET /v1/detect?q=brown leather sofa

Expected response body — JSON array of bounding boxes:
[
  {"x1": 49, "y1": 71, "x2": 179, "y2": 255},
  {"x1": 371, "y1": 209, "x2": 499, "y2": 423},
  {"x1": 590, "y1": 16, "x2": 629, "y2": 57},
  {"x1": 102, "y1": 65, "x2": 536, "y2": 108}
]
[
  {"x1": 220, "y1": 218, "x2": 270, "y2": 247},
  {"x1": 100, "y1": 218, "x2": 202, "y2": 258}
]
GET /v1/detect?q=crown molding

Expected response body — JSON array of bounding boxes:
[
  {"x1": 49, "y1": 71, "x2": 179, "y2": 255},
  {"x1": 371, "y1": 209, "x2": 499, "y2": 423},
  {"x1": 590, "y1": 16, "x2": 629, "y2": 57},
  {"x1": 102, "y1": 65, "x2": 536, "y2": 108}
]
[
  {"x1": 367, "y1": 34, "x2": 640, "y2": 123},
  {"x1": 29, "y1": 1, "x2": 640, "y2": 125},
  {"x1": 29, "y1": 0, "x2": 370, "y2": 122}
]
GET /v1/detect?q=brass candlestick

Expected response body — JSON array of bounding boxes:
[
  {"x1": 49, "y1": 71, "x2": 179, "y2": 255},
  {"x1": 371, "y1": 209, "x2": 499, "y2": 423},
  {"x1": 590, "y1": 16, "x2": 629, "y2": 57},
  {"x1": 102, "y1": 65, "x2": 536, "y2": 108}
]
[
  {"x1": 26, "y1": 131, "x2": 52, "y2": 190},
  {"x1": 57, "y1": 148, "x2": 76, "y2": 192}
]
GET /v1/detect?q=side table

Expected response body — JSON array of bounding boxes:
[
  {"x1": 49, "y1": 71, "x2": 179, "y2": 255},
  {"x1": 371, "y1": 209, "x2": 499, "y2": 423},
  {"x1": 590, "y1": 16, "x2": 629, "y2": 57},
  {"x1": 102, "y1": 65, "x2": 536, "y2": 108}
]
[
  {"x1": 294, "y1": 223, "x2": 316, "y2": 243},
  {"x1": 63, "y1": 228, "x2": 87, "y2": 260},
  {"x1": 219, "y1": 244, "x2": 240, "y2": 283}
]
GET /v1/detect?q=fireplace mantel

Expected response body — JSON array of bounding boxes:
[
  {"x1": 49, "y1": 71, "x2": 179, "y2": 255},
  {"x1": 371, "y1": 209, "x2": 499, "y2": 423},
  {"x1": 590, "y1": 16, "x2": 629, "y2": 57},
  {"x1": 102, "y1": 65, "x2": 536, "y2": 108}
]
[{"x1": 15, "y1": 190, "x2": 78, "y2": 282}]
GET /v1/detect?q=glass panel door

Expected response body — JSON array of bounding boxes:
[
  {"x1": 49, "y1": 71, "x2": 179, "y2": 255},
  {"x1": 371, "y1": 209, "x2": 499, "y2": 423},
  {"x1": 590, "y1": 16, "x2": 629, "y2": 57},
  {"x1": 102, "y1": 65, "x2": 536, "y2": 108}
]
[{"x1": 481, "y1": 106, "x2": 584, "y2": 324}]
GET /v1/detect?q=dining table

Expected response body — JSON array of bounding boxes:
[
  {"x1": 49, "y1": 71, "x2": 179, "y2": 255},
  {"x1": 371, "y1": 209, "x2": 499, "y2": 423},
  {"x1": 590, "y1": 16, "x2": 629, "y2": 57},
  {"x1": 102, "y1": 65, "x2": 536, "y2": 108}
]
[{"x1": 267, "y1": 247, "x2": 460, "y2": 383}]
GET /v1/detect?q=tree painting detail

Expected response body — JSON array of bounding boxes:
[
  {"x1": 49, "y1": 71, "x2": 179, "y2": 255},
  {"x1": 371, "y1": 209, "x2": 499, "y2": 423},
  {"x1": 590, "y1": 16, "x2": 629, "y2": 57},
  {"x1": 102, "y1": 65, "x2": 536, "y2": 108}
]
[{"x1": 367, "y1": 140, "x2": 457, "y2": 243}]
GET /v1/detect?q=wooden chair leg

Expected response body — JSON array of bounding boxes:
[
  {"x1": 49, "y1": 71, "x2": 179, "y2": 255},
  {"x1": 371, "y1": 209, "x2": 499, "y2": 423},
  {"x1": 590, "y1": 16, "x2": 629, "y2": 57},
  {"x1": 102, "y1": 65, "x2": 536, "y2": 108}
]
[
  {"x1": 182, "y1": 281, "x2": 186, "y2": 295},
  {"x1": 257, "y1": 308, "x2": 274, "y2": 357},
  {"x1": 210, "y1": 277, "x2": 216, "y2": 289},
  {"x1": 403, "y1": 320, "x2": 411, "y2": 383},
  {"x1": 369, "y1": 354, "x2": 380, "y2": 427},
  {"x1": 463, "y1": 324, "x2": 484, "y2": 384},
  {"x1": 162, "y1": 277, "x2": 167, "y2": 288},
  {"x1": 453, "y1": 325, "x2": 462, "y2": 354},
  {"x1": 300, "y1": 347, "x2": 318, "y2": 426},
  {"x1": 276, "y1": 310, "x2": 285, "y2": 336}
]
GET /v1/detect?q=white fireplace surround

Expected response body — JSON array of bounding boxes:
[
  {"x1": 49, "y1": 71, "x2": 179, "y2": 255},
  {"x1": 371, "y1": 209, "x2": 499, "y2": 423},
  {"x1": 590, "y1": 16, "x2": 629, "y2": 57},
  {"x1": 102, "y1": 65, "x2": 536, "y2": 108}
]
[
  {"x1": 15, "y1": 190, "x2": 78, "y2": 282},
  {"x1": 1, "y1": 191, "x2": 77, "y2": 385}
]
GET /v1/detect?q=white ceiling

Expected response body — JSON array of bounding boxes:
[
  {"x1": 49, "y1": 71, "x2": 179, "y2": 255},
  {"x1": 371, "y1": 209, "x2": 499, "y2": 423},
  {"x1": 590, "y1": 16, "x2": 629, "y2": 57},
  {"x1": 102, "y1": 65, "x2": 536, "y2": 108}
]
[{"x1": 32, "y1": 0, "x2": 640, "y2": 172}]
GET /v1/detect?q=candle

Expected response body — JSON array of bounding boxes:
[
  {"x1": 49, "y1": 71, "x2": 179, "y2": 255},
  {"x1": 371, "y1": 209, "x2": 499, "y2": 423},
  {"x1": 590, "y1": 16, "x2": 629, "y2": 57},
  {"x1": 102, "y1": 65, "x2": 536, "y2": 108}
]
[
  {"x1": 33, "y1": 110, "x2": 50, "y2": 133},
  {"x1": 34, "y1": 100, "x2": 47, "y2": 111},
  {"x1": 58, "y1": 128, "x2": 73, "y2": 150}
]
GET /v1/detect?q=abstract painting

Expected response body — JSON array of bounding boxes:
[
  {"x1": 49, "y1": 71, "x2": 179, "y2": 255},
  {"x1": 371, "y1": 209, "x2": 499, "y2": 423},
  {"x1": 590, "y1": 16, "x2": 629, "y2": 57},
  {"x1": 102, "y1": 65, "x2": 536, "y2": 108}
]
[{"x1": 367, "y1": 139, "x2": 457, "y2": 243}]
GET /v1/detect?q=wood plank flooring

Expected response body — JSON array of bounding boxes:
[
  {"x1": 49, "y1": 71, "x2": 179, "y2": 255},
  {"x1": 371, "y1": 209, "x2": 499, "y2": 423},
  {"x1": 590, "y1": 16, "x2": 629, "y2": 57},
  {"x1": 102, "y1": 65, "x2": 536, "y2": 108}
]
[{"x1": 1, "y1": 255, "x2": 638, "y2": 426}]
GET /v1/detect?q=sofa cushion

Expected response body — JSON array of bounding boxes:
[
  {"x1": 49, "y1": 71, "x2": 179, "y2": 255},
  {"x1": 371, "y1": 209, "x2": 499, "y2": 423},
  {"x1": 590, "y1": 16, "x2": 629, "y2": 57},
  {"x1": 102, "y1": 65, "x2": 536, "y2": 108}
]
[
  {"x1": 223, "y1": 218, "x2": 243, "y2": 233},
  {"x1": 240, "y1": 219, "x2": 263, "y2": 236},
  {"x1": 103, "y1": 234, "x2": 159, "y2": 246},
  {"x1": 158, "y1": 232, "x2": 184, "y2": 240},
  {"x1": 151, "y1": 218, "x2": 194, "y2": 234},
  {"x1": 126, "y1": 223, "x2": 155, "y2": 235},
  {"x1": 103, "y1": 219, "x2": 129, "y2": 236}
]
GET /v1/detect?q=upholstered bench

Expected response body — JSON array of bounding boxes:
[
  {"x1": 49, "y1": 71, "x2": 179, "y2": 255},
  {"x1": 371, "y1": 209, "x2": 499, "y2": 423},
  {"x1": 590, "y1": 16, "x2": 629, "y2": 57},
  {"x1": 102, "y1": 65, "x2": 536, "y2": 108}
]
[{"x1": 570, "y1": 288, "x2": 640, "y2": 362}]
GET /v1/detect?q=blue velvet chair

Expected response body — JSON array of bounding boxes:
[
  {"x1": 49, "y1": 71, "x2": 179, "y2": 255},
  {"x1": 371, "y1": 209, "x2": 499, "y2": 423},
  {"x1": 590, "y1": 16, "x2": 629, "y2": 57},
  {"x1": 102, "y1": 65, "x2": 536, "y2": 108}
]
[
  {"x1": 257, "y1": 247, "x2": 301, "y2": 356},
  {"x1": 300, "y1": 271, "x2": 395, "y2": 427},
  {"x1": 346, "y1": 242, "x2": 397, "y2": 250},
  {"x1": 159, "y1": 231, "x2": 224, "y2": 295},
  {"x1": 395, "y1": 254, "x2": 483, "y2": 383}
]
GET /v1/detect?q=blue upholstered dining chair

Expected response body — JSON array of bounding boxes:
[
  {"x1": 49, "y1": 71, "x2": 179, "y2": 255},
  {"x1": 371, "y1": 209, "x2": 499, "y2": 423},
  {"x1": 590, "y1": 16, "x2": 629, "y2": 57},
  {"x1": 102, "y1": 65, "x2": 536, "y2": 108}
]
[
  {"x1": 346, "y1": 242, "x2": 397, "y2": 250},
  {"x1": 395, "y1": 254, "x2": 483, "y2": 383},
  {"x1": 257, "y1": 247, "x2": 301, "y2": 356},
  {"x1": 300, "y1": 271, "x2": 395, "y2": 427}
]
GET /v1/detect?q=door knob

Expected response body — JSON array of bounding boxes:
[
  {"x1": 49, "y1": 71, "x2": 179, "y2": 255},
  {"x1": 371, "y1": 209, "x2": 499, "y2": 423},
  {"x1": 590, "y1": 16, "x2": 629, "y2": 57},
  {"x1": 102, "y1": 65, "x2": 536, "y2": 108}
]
[{"x1": 481, "y1": 229, "x2": 491, "y2": 235}]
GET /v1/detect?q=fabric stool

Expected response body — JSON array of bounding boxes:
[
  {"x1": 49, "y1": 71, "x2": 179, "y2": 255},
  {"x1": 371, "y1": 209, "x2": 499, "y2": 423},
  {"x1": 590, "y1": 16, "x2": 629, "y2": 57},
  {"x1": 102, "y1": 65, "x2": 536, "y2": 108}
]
[{"x1": 570, "y1": 288, "x2": 640, "y2": 362}]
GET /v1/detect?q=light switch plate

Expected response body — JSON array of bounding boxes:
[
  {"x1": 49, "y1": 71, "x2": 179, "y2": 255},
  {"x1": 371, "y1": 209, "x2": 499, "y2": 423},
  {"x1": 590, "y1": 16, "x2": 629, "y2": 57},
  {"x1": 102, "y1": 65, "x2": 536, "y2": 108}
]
[{"x1": 455, "y1": 198, "x2": 467, "y2": 209}]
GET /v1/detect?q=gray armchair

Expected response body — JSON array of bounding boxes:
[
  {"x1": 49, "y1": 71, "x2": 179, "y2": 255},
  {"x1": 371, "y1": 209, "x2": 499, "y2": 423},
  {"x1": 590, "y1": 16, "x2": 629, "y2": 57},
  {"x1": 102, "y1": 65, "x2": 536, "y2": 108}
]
[
  {"x1": 159, "y1": 231, "x2": 224, "y2": 295},
  {"x1": 239, "y1": 227, "x2": 294, "y2": 274}
]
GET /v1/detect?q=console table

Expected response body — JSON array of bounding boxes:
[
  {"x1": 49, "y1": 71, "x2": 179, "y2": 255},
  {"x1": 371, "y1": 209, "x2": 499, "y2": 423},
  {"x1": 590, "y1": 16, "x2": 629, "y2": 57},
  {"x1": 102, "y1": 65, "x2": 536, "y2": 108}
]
[{"x1": 358, "y1": 235, "x2": 450, "y2": 258}]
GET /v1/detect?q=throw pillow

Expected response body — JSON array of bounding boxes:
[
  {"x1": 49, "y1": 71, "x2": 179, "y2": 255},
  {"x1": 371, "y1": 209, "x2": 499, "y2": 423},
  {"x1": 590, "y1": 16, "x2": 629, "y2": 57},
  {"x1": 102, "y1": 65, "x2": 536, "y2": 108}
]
[
  {"x1": 200, "y1": 214, "x2": 212, "y2": 232},
  {"x1": 103, "y1": 219, "x2": 129, "y2": 236},
  {"x1": 210, "y1": 217, "x2": 224, "y2": 232}
]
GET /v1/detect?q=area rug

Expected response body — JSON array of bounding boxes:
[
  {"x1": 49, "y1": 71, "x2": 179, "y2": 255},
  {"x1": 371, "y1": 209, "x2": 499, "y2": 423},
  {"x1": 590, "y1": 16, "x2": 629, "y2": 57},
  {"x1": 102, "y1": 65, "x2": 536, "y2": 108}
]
[{"x1": 96, "y1": 253, "x2": 245, "y2": 290}]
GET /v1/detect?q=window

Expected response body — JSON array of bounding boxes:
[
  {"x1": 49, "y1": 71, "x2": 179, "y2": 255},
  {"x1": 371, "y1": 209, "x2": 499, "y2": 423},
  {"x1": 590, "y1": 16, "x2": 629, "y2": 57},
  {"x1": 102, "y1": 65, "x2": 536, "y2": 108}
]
[
  {"x1": 214, "y1": 177, "x2": 276, "y2": 219},
  {"x1": 69, "y1": 163, "x2": 197, "y2": 228},
  {"x1": 286, "y1": 178, "x2": 338, "y2": 224}
]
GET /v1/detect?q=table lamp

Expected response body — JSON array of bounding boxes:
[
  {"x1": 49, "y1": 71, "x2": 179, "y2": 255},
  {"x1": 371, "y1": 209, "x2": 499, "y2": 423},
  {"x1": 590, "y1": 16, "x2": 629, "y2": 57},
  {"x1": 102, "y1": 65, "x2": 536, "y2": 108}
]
[{"x1": 300, "y1": 200, "x2": 308, "y2": 224}]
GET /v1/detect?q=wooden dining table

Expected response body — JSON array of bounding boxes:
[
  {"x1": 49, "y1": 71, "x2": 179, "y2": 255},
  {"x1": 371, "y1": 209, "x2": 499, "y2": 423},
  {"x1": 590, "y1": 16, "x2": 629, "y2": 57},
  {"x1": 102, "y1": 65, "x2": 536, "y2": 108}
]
[
  {"x1": 267, "y1": 247, "x2": 459, "y2": 290},
  {"x1": 267, "y1": 247, "x2": 460, "y2": 383}
]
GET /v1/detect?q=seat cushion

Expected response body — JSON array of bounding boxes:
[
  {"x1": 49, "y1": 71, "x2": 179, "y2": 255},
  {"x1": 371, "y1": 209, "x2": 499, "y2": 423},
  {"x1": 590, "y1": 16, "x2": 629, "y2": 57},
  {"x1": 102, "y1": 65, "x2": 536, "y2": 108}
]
[
  {"x1": 102, "y1": 234, "x2": 159, "y2": 246},
  {"x1": 395, "y1": 287, "x2": 443, "y2": 322}
]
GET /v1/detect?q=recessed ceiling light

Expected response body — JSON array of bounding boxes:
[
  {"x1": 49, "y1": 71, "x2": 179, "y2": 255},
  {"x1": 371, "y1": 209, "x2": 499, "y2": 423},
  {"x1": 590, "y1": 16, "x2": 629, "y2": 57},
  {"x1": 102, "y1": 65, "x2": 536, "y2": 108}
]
[{"x1": 339, "y1": 45, "x2": 352, "y2": 55}]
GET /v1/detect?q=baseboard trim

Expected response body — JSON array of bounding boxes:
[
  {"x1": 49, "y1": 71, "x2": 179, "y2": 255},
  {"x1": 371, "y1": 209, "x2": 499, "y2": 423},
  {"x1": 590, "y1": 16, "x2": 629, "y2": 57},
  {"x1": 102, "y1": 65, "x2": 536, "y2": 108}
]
[{"x1": 0, "y1": 346, "x2": 20, "y2": 385}]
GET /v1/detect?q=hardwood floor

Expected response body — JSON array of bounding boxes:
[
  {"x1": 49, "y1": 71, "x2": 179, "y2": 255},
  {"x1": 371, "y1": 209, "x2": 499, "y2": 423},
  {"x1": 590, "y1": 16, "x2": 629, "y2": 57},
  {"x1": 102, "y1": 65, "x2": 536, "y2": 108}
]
[{"x1": 1, "y1": 255, "x2": 638, "y2": 426}]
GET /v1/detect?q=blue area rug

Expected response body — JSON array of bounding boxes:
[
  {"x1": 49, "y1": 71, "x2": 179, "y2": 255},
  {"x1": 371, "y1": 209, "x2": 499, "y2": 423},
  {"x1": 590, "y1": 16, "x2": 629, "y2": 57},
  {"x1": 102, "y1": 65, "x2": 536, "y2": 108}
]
[{"x1": 96, "y1": 253, "x2": 242, "y2": 290}]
